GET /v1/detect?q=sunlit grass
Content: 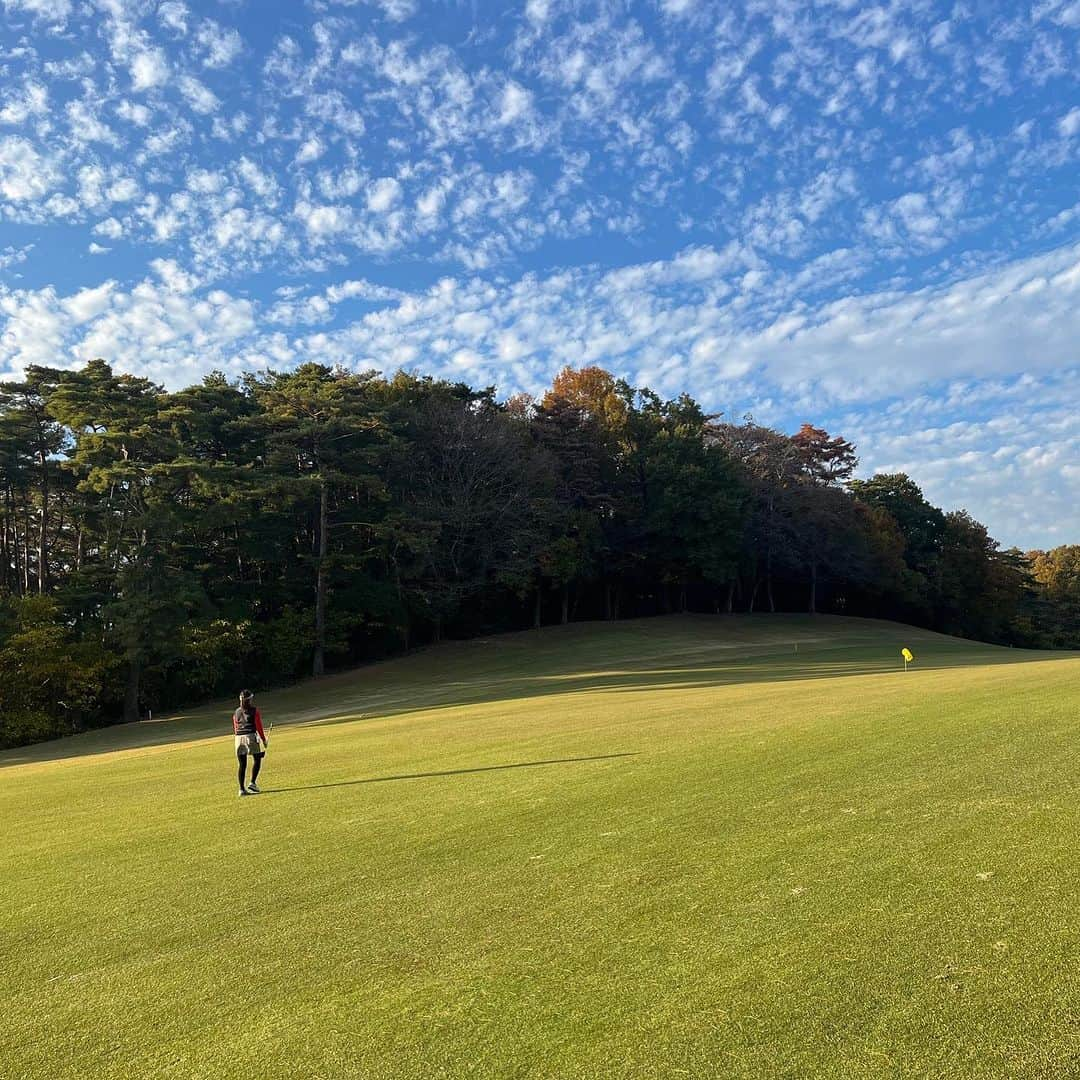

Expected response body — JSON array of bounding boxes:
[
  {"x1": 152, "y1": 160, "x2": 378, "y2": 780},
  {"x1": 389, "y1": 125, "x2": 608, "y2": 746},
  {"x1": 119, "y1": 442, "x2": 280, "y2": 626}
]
[{"x1": 3, "y1": 615, "x2": 1078, "y2": 1079}]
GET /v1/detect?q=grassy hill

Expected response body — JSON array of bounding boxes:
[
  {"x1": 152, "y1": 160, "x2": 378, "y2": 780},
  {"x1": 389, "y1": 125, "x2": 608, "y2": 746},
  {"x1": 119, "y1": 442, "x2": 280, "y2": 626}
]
[{"x1": 3, "y1": 615, "x2": 1079, "y2": 1079}]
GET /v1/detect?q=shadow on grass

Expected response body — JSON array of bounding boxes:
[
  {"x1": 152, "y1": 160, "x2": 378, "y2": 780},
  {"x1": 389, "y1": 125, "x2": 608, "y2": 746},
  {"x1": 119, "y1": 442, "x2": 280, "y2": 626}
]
[
  {"x1": 287, "y1": 645, "x2": 1079, "y2": 735},
  {"x1": 4, "y1": 617, "x2": 1076, "y2": 770},
  {"x1": 262, "y1": 752, "x2": 638, "y2": 793}
]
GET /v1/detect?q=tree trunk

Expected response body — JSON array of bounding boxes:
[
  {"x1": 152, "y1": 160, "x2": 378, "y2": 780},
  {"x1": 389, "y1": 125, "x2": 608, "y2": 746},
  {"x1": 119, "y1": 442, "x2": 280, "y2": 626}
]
[
  {"x1": 570, "y1": 585, "x2": 581, "y2": 622},
  {"x1": 22, "y1": 500, "x2": 31, "y2": 593},
  {"x1": 0, "y1": 512, "x2": 7, "y2": 594},
  {"x1": 313, "y1": 479, "x2": 328, "y2": 677},
  {"x1": 533, "y1": 586, "x2": 542, "y2": 630},
  {"x1": 432, "y1": 615, "x2": 442, "y2": 643},
  {"x1": 112, "y1": 504, "x2": 129, "y2": 573},
  {"x1": 679, "y1": 584, "x2": 687, "y2": 612},
  {"x1": 748, "y1": 577, "x2": 760, "y2": 613},
  {"x1": 561, "y1": 583, "x2": 569, "y2": 625},
  {"x1": 725, "y1": 579, "x2": 735, "y2": 614},
  {"x1": 808, "y1": 562, "x2": 818, "y2": 614},
  {"x1": 1, "y1": 487, "x2": 11, "y2": 592},
  {"x1": 10, "y1": 499, "x2": 21, "y2": 595},
  {"x1": 54, "y1": 494, "x2": 64, "y2": 578},
  {"x1": 124, "y1": 657, "x2": 141, "y2": 725},
  {"x1": 37, "y1": 450, "x2": 48, "y2": 594}
]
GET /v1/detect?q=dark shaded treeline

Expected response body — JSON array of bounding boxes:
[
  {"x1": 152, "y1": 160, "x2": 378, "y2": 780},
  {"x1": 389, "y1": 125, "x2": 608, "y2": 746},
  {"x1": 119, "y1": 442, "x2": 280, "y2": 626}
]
[{"x1": 1, "y1": 361, "x2": 1076, "y2": 748}]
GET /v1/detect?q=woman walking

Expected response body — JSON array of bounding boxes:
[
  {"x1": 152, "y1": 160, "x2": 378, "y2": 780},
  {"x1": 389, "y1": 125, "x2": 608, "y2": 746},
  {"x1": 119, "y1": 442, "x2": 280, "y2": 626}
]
[{"x1": 233, "y1": 689, "x2": 267, "y2": 796}]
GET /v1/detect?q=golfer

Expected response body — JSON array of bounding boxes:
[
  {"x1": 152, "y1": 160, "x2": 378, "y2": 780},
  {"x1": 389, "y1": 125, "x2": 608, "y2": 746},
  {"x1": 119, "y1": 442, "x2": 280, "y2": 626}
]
[{"x1": 233, "y1": 689, "x2": 267, "y2": 796}]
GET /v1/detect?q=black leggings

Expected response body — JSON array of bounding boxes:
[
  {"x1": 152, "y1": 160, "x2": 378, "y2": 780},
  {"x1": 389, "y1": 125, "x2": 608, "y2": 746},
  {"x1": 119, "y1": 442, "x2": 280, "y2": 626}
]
[{"x1": 237, "y1": 750, "x2": 264, "y2": 788}]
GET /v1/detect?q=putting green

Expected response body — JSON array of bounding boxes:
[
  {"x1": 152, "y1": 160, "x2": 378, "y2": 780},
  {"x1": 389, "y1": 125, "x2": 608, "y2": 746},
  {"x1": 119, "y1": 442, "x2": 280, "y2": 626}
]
[{"x1": 3, "y1": 615, "x2": 1079, "y2": 1079}]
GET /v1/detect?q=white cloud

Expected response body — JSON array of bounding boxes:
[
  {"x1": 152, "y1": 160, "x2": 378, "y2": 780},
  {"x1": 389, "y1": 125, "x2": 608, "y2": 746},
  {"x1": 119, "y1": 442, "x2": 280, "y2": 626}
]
[
  {"x1": 733, "y1": 246, "x2": 1080, "y2": 402},
  {"x1": 0, "y1": 243, "x2": 32, "y2": 272},
  {"x1": 304, "y1": 90, "x2": 366, "y2": 137},
  {"x1": 178, "y1": 76, "x2": 220, "y2": 115},
  {"x1": 416, "y1": 182, "x2": 449, "y2": 219},
  {"x1": 1037, "y1": 0, "x2": 1080, "y2": 28},
  {"x1": 325, "y1": 278, "x2": 403, "y2": 303},
  {"x1": 116, "y1": 100, "x2": 152, "y2": 126},
  {"x1": 158, "y1": 1, "x2": 189, "y2": 36},
  {"x1": 0, "y1": 272, "x2": 255, "y2": 384},
  {"x1": 452, "y1": 310, "x2": 494, "y2": 339},
  {"x1": 63, "y1": 281, "x2": 115, "y2": 324},
  {"x1": 186, "y1": 168, "x2": 224, "y2": 195},
  {"x1": 66, "y1": 99, "x2": 121, "y2": 146},
  {"x1": 1, "y1": 0, "x2": 71, "y2": 22},
  {"x1": 892, "y1": 193, "x2": 939, "y2": 236},
  {"x1": 294, "y1": 136, "x2": 325, "y2": 165},
  {"x1": 76, "y1": 164, "x2": 108, "y2": 212},
  {"x1": 0, "y1": 136, "x2": 58, "y2": 203},
  {"x1": 497, "y1": 81, "x2": 532, "y2": 126},
  {"x1": 1058, "y1": 107, "x2": 1080, "y2": 138},
  {"x1": 93, "y1": 217, "x2": 124, "y2": 239},
  {"x1": 0, "y1": 287, "x2": 71, "y2": 371},
  {"x1": 144, "y1": 125, "x2": 189, "y2": 156},
  {"x1": 378, "y1": 0, "x2": 418, "y2": 18},
  {"x1": 366, "y1": 177, "x2": 402, "y2": 213},
  {"x1": 130, "y1": 49, "x2": 170, "y2": 92},
  {"x1": 106, "y1": 177, "x2": 139, "y2": 202},
  {"x1": 295, "y1": 201, "x2": 352, "y2": 238},
  {"x1": 0, "y1": 82, "x2": 49, "y2": 126},
  {"x1": 525, "y1": 0, "x2": 551, "y2": 24},
  {"x1": 326, "y1": 0, "x2": 418, "y2": 21},
  {"x1": 41, "y1": 193, "x2": 80, "y2": 217},
  {"x1": 196, "y1": 19, "x2": 243, "y2": 68},
  {"x1": 150, "y1": 257, "x2": 201, "y2": 294},
  {"x1": 237, "y1": 157, "x2": 279, "y2": 201},
  {"x1": 266, "y1": 277, "x2": 404, "y2": 325},
  {"x1": 660, "y1": 0, "x2": 698, "y2": 15}
]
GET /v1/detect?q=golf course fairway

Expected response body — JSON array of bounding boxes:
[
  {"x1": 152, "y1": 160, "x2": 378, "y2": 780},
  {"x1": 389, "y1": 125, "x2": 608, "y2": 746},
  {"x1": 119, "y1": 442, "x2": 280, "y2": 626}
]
[{"x1": 3, "y1": 614, "x2": 1079, "y2": 1079}]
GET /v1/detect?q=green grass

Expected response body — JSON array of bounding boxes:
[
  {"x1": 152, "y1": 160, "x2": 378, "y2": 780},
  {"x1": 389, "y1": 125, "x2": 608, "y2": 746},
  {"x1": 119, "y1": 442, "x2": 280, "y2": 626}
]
[{"x1": 3, "y1": 615, "x2": 1079, "y2": 1079}]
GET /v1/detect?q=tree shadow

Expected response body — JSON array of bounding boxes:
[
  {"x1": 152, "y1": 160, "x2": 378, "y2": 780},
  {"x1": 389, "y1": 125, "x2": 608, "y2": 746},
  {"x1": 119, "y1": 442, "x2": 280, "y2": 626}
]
[
  {"x1": 261, "y1": 752, "x2": 638, "y2": 793},
  {"x1": 288, "y1": 646, "x2": 1079, "y2": 734},
  {"x1": 4, "y1": 614, "x2": 1076, "y2": 770}
]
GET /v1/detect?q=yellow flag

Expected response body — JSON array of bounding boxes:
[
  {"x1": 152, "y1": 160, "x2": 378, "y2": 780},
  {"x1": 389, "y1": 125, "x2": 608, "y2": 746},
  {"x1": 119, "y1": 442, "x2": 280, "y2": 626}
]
[{"x1": 901, "y1": 648, "x2": 914, "y2": 663}]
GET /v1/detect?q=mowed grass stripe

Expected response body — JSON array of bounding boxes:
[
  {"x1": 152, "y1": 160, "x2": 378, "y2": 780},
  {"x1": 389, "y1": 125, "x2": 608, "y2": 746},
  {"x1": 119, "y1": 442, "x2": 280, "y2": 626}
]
[{"x1": 2, "y1": 615, "x2": 1078, "y2": 1079}]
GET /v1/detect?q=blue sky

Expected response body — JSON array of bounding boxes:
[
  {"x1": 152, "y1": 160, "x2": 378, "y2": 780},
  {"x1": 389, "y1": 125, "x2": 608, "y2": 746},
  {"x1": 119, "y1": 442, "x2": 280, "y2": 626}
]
[{"x1": 0, "y1": 0, "x2": 1078, "y2": 549}]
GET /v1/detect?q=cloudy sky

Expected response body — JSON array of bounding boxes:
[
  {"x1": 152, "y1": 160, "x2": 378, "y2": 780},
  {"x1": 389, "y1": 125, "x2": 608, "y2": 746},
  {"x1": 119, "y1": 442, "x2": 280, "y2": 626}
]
[{"x1": 1, "y1": 0, "x2": 1078, "y2": 549}]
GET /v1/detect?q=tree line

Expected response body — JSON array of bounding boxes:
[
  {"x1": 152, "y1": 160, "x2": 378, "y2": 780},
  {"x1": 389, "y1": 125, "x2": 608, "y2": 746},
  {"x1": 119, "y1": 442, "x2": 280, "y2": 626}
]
[{"x1": 1, "y1": 360, "x2": 1076, "y2": 748}]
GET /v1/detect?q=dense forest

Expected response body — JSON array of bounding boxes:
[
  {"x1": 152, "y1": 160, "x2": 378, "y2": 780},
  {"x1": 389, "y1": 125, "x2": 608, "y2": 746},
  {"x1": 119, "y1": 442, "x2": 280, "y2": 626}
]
[{"x1": 1, "y1": 360, "x2": 1077, "y2": 748}]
